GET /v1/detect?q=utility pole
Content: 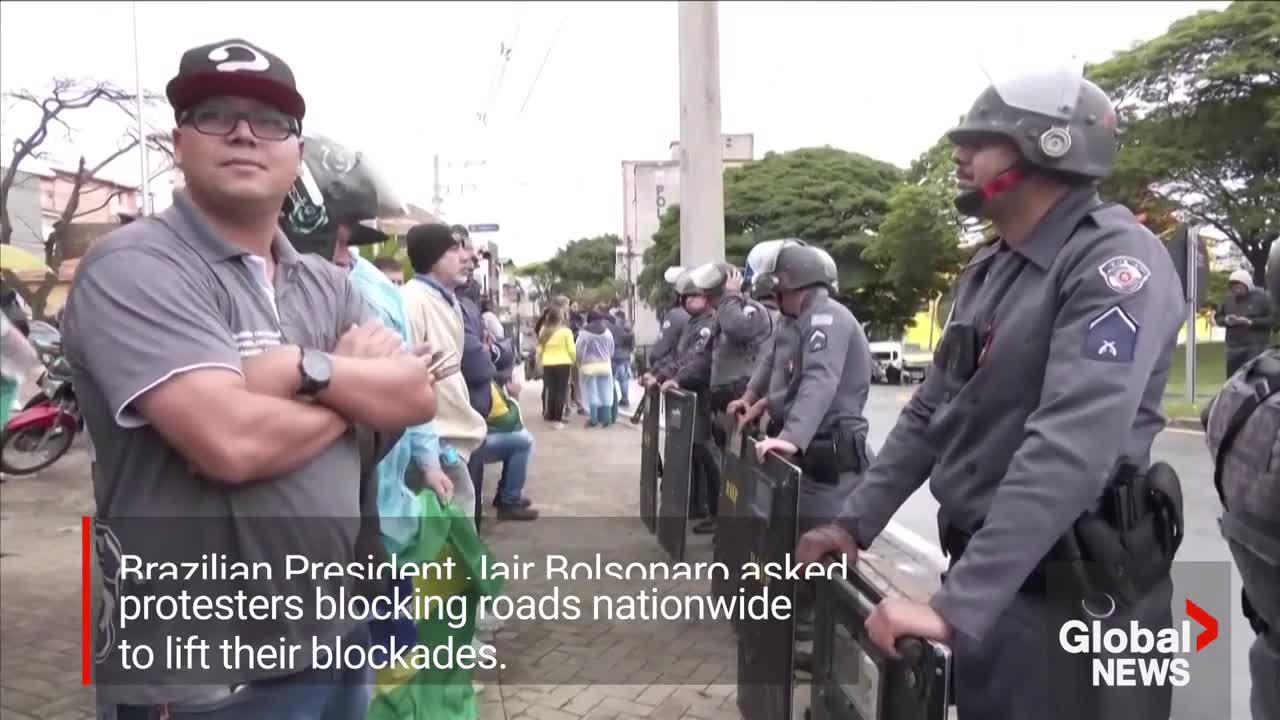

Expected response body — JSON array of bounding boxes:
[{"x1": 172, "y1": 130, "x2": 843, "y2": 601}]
[
  {"x1": 677, "y1": 0, "x2": 725, "y2": 267},
  {"x1": 131, "y1": 1, "x2": 152, "y2": 216},
  {"x1": 432, "y1": 154, "x2": 443, "y2": 218}
]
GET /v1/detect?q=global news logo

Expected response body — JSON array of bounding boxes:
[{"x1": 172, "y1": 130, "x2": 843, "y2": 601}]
[{"x1": 1058, "y1": 598, "x2": 1218, "y2": 687}]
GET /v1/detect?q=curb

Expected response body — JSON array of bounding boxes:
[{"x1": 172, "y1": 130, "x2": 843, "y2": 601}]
[{"x1": 1168, "y1": 417, "x2": 1203, "y2": 432}]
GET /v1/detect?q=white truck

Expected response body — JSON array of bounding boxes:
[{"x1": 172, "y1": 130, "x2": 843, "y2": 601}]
[{"x1": 868, "y1": 341, "x2": 930, "y2": 384}]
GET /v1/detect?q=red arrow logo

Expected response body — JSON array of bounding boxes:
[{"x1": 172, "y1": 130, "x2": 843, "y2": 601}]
[{"x1": 1186, "y1": 599, "x2": 1218, "y2": 652}]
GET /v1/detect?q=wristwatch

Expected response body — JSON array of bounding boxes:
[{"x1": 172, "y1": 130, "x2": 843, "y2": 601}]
[{"x1": 298, "y1": 347, "x2": 333, "y2": 398}]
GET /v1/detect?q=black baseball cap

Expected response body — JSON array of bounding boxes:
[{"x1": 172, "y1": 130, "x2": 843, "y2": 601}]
[{"x1": 166, "y1": 38, "x2": 306, "y2": 121}]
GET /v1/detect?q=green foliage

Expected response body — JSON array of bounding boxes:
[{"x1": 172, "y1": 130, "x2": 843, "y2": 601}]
[
  {"x1": 1087, "y1": 0, "x2": 1279, "y2": 284},
  {"x1": 637, "y1": 147, "x2": 912, "y2": 323},
  {"x1": 547, "y1": 234, "x2": 619, "y2": 294},
  {"x1": 514, "y1": 234, "x2": 621, "y2": 305}
]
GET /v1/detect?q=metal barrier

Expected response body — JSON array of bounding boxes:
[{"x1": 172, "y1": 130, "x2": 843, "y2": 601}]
[
  {"x1": 657, "y1": 389, "x2": 697, "y2": 562},
  {"x1": 809, "y1": 569, "x2": 952, "y2": 720},
  {"x1": 736, "y1": 434, "x2": 802, "y2": 720},
  {"x1": 638, "y1": 386, "x2": 661, "y2": 536}
]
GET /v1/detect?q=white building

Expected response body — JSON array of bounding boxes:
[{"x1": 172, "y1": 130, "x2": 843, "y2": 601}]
[{"x1": 619, "y1": 133, "x2": 755, "y2": 345}]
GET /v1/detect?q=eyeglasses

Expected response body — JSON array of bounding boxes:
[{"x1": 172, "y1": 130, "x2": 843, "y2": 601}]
[{"x1": 180, "y1": 104, "x2": 300, "y2": 141}]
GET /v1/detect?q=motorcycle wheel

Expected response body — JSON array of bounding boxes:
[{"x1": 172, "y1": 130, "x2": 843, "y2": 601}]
[{"x1": 0, "y1": 422, "x2": 76, "y2": 476}]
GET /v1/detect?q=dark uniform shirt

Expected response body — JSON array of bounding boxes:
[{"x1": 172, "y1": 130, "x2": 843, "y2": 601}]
[
  {"x1": 836, "y1": 188, "x2": 1185, "y2": 645},
  {"x1": 650, "y1": 305, "x2": 690, "y2": 370},
  {"x1": 710, "y1": 294, "x2": 773, "y2": 389}
]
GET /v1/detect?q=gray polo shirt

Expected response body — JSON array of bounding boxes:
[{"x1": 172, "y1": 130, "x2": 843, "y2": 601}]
[{"x1": 63, "y1": 192, "x2": 371, "y2": 705}]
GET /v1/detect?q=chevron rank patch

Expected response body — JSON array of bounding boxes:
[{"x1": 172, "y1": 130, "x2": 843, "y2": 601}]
[
  {"x1": 1083, "y1": 306, "x2": 1139, "y2": 363},
  {"x1": 808, "y1": 328, "x2": 828, "y2": 353}
]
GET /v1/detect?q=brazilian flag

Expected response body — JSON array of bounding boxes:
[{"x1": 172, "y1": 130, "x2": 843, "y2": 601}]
[{"x1": 366, "y1": 490, "x2": 503, "y2": 720}]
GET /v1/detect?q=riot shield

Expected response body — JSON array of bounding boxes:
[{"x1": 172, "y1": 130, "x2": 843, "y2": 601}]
[
  {"x1": 810, "y1": 569, "x2": 952, "y2": 720},
  {"x1": 639, "y1": 386, "x2": 662, "y2": 535},
  {"x1": 712, "y1": 414, "x2": 751, "y2": 610},
  {"x1": 657, "y1": 389, "x2": 696, "y2": 562},
  {"x1": 736, "y1": 435, "x2": 801, "y2": 720}
]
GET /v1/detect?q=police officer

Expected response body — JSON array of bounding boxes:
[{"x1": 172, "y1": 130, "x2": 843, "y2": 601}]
[
  {"x1": 643, "y1": 267, "x2": 692, "y2": 387},
  {"x1": 730, "y1": 240, "x2": 872, "y2": 531},
  {"x1": 1203, "y1": 238, "x2": 1280, "y2": 720},
  {"x1": 797, "y1": 67, "x2": 1186, "y2": 720},
  {"x1": 692, "y1": 261, "x2": 773, "y2": 445},
  {"x1": 652, "y1": 270, "x2": 722, "y2": 530}
]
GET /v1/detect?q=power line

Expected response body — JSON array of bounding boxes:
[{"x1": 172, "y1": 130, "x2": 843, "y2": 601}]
[{"x1": 518, "y1": 14, "x2": 567, "y2": 119}]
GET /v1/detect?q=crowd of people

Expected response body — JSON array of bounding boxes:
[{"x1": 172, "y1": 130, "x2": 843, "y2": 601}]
[{"x1": 532, "y1": 298, "x2": 635, "y2": 429}]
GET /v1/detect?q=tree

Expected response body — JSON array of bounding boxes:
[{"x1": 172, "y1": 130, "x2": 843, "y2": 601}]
[
  {"x1": 637, "y1": 147, "x2": 907, "y2": 319},
  {"x1": 512, "y1": 260, "x2": 560, "y2": 304},
  {"x1": 1087, "y1": 0, "x2": 1279, "y2": 286},
  {"x1": 545, "y1": 234, "x2": 619, "y2": 298},
  {"x1": 1, "y1": 78, "x2": 170, "y2": 318}
]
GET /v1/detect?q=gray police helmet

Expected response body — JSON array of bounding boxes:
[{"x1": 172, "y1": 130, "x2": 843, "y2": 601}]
[
  {"x1": 663, "y1": 266, "x2": 686, "y2": 285},
  {"x1": 673, "y1": 269, "x2": 698, "y2": 297},
  {"x1": 948, "y1": 64, "x2": 1118, "y2": 181},
  {"x1": 689, "y1": 261, "x2": 737, "y2": 296},
  {"x1": 1268, "y1": 238, "x2": 1280, "y2": 313},
  {"x1": 768, "y1": 244, "x2": 839, "y2": 293},
  {"x1": 749, "y1": 239, "x2": 806, "y2": 296}
]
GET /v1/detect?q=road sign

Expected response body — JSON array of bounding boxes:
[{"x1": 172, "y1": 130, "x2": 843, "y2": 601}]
[{"x1": 467, "y1": 223, "x2": 500, "y2": 233}]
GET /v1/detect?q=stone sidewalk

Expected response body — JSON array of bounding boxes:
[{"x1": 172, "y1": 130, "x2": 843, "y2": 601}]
[{"x1": 0, "y1": 385, "x2": 936, "y2": 720}]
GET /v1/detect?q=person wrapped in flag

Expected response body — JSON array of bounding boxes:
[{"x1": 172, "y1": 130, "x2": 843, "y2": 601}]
[{"x1": 279, "y1": 134, "x2": 504, "y2": 720}]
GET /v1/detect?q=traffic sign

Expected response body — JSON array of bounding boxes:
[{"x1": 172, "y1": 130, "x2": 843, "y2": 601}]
[{"x1": 467, "y1": 223, "x2": 500, "y2": 233}]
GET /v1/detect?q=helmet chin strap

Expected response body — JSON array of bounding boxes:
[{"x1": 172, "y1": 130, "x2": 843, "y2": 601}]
[{"x1": 954, "y1": 163, "x2": 1026, "y2": 216}]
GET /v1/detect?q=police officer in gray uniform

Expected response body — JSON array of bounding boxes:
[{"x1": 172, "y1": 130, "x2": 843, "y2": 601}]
[
  {"x1": 644, "y1": 267, "x2": 692, "y2": 385},
  {"x1": 691, "y1": 261, "x2": 773, "y2": 439},
  {"x1": 798, "y1": 67, "x2": 1186, "y2": 720},
  {"x1": 732, "y1": 240, "x2": 872, "y2": 533},
  {"x1": 1203, "y1": 238, "x2": 1280, "y2": 720},
  {"x1": 656, "y1": 272, "x2": 723, "y2": 527}
]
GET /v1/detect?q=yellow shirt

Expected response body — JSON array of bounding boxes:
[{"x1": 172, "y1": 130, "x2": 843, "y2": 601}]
[{"x1": 539, "y1": 326, "x2": 576, "y2": 366}]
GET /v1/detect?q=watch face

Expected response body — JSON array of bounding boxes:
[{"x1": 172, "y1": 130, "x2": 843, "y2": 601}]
[{"x1": 302, "y1": 350, "x2": 332, "y2": 384}]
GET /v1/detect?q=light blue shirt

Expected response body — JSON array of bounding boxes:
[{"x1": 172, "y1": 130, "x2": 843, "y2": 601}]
[{"x1": 349, "y1": 255, "x2": 441, "y2": 552}]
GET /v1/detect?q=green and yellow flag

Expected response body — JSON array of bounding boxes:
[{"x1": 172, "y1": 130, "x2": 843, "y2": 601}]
[{"x1": 367, "y1": 490, "x2": 504, "y2": 720}]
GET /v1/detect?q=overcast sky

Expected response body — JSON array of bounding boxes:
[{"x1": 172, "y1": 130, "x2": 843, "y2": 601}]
[{"x1": 1, "y1": 1, "x2": 1225, "y2": 263}]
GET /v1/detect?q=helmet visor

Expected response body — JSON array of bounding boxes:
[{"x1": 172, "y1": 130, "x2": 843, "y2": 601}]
[
  {"x1": 301, "y1": 133, "x2": 406, "y2": 223},
  {"x1": 987, "y1": 62, "x2": 1084, "y2": 121}
]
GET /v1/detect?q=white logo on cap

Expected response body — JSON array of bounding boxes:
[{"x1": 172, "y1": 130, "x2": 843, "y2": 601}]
[{"x1": 209, "y1": 43, "x2": 270, "y2": 73}]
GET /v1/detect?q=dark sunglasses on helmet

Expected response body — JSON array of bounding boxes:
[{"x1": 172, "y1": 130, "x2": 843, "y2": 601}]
[{"x1": 179, "y1": 101, "x2": 300, "y2": 141}]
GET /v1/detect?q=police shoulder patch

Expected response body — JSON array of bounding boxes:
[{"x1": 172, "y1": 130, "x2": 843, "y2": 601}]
[
  {"x1": 808, "y1": 328, "x2": 828, "y2": 352},
  {"x1": 1097, "y1": 256, "x2": 1150, "y2": 295},
  {"x1": 699, "y1": 326, "x2": 711, "y2": 338},
  {"x1": 810, "y1": 313, "x2": 834, "y2": 327},
  {"x1": 1083, "y1": 306, "x2": 1139, "y2": 363},
  {"x1": 662, "y1": 320, "x2": 671, "y2": 329}
]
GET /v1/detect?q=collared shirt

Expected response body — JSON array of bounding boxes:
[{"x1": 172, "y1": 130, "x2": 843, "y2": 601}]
[
  {"x1": 62, "y1": 191, "x2": 372, "y2": 705},
  {"x1": 349, "y1": 255, "x2": 442, "y2": 552},
  {"x1": 415, "y1": 273, "x2": 455, "y2": 306}
]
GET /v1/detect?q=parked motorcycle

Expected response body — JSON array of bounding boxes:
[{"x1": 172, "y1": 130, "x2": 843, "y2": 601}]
[{"x1": 1, "y1": 321, "x2": 81, "y2": 475}]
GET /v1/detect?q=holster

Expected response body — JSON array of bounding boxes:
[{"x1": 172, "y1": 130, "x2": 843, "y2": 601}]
[
  {"x1": 944, "y1": 460, "x2": 1185, "y2": 613},
  {"x1": 1045, "y1": 460, "x2": 1184, "y2": 611},
  {"x1": 797, "y1": 429, "x2": 867, "y2": 486}
]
